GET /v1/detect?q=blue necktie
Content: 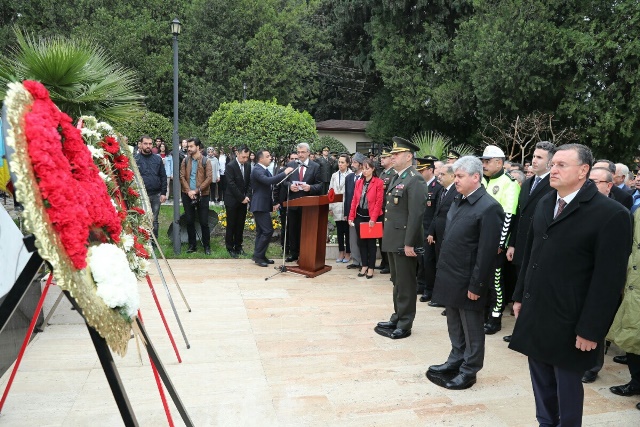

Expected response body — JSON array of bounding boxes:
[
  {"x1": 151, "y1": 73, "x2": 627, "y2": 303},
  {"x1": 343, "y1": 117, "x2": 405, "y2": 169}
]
[{"x1": 631, "y1": 193, "x2": 640, "y2": 213}]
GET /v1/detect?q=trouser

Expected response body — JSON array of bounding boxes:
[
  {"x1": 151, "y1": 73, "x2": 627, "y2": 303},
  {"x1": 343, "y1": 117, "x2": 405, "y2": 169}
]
[
  {"x1": 287, "y1": 208, "x2": 302, "y2": 257},
  {"x1": 279, "y1": 207, "x2": 289, "y2": 252},
  {"x1": 348, "y1": 224, "x2": 361, "y2": 265},
  {"x1": 181, "y1": 193, "x2": 210, "y2": 248},
  {"x1": 488, "y1": 251, "x2": 507, "y2": 319},
  {"x1": 218, "y1": 175, "x2": 226, "y2": 202},
  {"x1": 420, "y1": 242, "x2": 437, "y2": 295},
  {"x1": 225, "y1": 202, "x2": 247, "y2": 252},
  {"x1": 528, "y1": 357, "x2": 584, "y2": 427},
  {"x1": 335, "y1": 220, "x2": 350, "y2": 253},
  {"x1": 253, "y1": 210, "x2": 273, "y2": 260},
  {"x1": 445, "y1": 307, "x2": 485, "y2": 375},
  {"x1": 388, "y1": 253, "x2": 418, "y2": 330},
  {"x1": 627, "y1": 353, "x2": 640, "y2": 387},
  {"x1": 354, "y1": 215, "x2": 376, "y2": 269},
  {"x1": 149, "y1": 193, "x2": 161, "y2": 238}
]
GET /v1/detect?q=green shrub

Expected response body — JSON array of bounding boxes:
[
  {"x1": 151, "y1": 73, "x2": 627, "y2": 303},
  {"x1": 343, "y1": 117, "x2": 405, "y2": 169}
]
[{"x1": 114, "y1": 111, "x2": 173, "y2": 148}]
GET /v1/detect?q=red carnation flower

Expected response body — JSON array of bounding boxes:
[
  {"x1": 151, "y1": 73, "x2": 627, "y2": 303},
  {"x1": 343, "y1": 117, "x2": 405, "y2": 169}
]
[
  {"x1": 127, "y1": 187, "x2": 140, "y2": 197},
  {"x1": 132, "y1": 207, "x2": 145, "y2": 215}
]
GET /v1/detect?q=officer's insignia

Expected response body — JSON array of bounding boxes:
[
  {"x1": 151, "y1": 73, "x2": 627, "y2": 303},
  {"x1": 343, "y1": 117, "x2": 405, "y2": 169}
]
[
  {"x1": 394, "y1": 197, "x2": 399, "y2": 205},
  {"x1": 392, "y1": 142, "x2": 398, "y2": 149},
  {"x1": 396, "y1": 184, "x2": 404, "y2": 189},
  {"x1": 492, "y1": 185, "x2": 499, "y2": 195}
]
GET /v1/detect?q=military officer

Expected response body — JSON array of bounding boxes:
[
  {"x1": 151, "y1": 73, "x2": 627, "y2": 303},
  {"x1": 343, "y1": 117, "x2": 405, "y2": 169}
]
[
  {"x1": 316, "y1": 146, "x2": 332, "y2": 194},
  {"x1": 377, "y1": 147, "x2": 396, "y2": 274},
  {"x1": 446, "y1": 149, "x2": 461, "y2": 164},
  {"x1": 416, "y1": 155, "x2": 443, "y2": 302},
  {"x1": 375, "y1": 137, "x2": 428, "y2": 339}
]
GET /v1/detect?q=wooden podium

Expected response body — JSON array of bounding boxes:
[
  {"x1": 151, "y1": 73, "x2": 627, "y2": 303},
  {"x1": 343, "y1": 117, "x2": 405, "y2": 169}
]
[{"x1": 283, "y1": 194, "x2": 343, "y2": 278}]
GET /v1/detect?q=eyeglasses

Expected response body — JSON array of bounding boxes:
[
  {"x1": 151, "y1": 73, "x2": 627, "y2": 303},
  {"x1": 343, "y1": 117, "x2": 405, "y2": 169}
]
[{"x1": 590, "y1": 179, "x2": 610, "y2": 185}]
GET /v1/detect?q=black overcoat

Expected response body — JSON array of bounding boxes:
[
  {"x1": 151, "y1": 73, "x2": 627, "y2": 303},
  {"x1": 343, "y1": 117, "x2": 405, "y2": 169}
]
[
  {"x1": 508, "y1": 174, "x2": 553, "y2": 266},
  {"x1": 427, "y1": 185, "x2": 459, "y2": 257},
  {"x1": 509, "y1": 181, "x2": 632, "y2": 372},
  {"x1": 432, "y1": 186, "x2": 504, "y2": 311}
]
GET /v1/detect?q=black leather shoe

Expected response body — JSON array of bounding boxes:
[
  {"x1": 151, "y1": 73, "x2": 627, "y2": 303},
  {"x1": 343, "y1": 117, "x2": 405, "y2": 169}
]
[
  {"x1": 346, "y1": 264, "x2": 361, "y2": 269},
  {"x1": 390, "y1": 328, "x2": 411, "y2": 339},
  {"x1": 636, "y1": 402, "x2": 640, "y2": 411},
  {"x1": 285, "y1": 256, "x2": 298, "y2": 262},
  {"x1": 610, "y1": 382, "x2": 640, "y2": 397},
  {"x1": 236, "y1": 249, "x2": 247, "y2": 256},
  {"x1": 380, "y1": 267, "x2": 390, "y2": 274},
  {"x1": 613, "y1": 355, "x2": 628, "y2": 365},
  {"x1": 484, "y1": 318, "x2": 502, "y2": 335},
  {"x1": 376, "y1": 321, "x2": 397, "y2": 329},
  {"x1": 186, "y1": 246, "x2": 197, "y2": 253},
  {"x1": 428, "y1": 301, "x2": 445, "y2": 308},
  {"x1": 426, "y1": 370, "x2": 458, "y2": 388},
  {"x1": 445, "y1": 373, "x2": 477, "y2": 390},
  {"x1": 204, "y1": 247, "x2": 211, "y2": 255},
  {"x1": 428, "y1": 362, "x2": 461, "y2": 375},
  {"x1": 441, "y1": 309, "x2": 447, "y2": 316},
  {"x1": 265, "y1": 259, "x2": 275, "y2": 264},
  {"x1": 255, "y1": 260, "x2": 268, "y2": 267},
  {"x1": 419, "y1": 292, "x2": 432, "y2": 302},
  {"x1": 582, "y1": 370, "x2": 598, "y2": 383},
  {"x1": 503, "y1": 335, "x2": 512, "y2": 343},
  {"x1": 228, "y1": 250, "x2": 238, "y2": 258}
]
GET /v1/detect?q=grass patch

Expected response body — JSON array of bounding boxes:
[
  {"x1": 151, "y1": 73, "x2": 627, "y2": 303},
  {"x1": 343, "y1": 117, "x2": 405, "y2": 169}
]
[{"x1": 155, "y1": 203, "x2": 284, "y2": 260}]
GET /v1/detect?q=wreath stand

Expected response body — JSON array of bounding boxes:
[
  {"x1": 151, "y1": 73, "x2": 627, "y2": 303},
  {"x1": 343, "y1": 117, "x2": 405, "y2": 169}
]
[{"x1": 0, "y1": 235, "x2": 194, "y2": 426}]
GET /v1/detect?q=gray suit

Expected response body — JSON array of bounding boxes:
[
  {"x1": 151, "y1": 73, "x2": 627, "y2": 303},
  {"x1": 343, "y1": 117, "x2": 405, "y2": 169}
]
[{"x1": 432, "y1": 185, "x2": 504, "y2": 375}]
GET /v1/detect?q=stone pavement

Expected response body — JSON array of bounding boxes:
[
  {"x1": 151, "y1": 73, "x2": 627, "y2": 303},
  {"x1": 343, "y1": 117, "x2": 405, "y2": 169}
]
[{"x1": 0, "y1": 259, "x2": 638, "y2": 426}]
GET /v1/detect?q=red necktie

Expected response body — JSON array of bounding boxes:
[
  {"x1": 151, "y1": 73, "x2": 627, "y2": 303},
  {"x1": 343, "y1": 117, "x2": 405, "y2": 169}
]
[
  {"x1": 299, "y1": 165, "x2": 305, "y2": 180},
  {"x1": 554, "y1": 198, "x2": 566, "y2": 219}
]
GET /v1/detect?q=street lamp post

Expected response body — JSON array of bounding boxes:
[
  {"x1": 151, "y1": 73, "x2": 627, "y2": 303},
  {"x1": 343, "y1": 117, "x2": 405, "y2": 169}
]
[{"x1": 171, "y1": 18, "x2": 182, "y2": 255}]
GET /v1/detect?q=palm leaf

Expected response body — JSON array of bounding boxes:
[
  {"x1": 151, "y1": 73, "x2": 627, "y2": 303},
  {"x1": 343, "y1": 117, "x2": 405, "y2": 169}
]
[
  {"x1": 411, "y1": 131, "x2": 451, "y2": 159},
  {"x1": 449, "y1": 143, "x2": 477, "y2": 157},
  {"x1": 0, "y1": 28, "x2": 144, "y2": 122}
]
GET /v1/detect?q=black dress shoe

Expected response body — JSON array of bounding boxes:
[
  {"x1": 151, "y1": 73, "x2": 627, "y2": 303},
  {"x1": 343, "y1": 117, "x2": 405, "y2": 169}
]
[
  {"x1": 254, "y1": 260, "x2": 268, "y2": 267},
  {"x1": 236, "y1": 249, "x2": 247, "y2": 256},
  {"x1": 445, "y1": 373, "x2": 477, "y2": 390},
  {"x1": 610, "y1": 382, "x2": 640, "y2": 397},
  {"x1": 441, "y1": 309, "x2": 447, "y2": 316},
  {"x1": 613, "y1": 355, "x2": 628, "y2": 365},
  {"x1": 419, "y1": 292, "x2": 432, "y2": 303},
  {"x1": 636, "y1": 402, "x2": 640, "y2": 411},
  {"x1": 228, "y1": 250, "x2": 238, "y2": 258},
  {"x1": 186, "y1": 246, "x2": 197, "y2": 253},
  {"x1": 285, "y1": 256, "x2": 298, "y2": 262},
  {"x1": 265, "y1": 259, "x2": 274, "y2": 264},
  {"x1": 390, "y1": 328, "x2": 411, "y2": 339},
  {"x1": 376, "y1": 321, "x2": 397, "y2": 329},
  {"x1": 582, "y1": 370, "x2": 598, "y2": 383},
  {"x1": 380, "y1": 267, "x2": 390, "y2": 274},
  {"x1": 428, "y1": 362, "x2": 461, "y2": 375},
  {"x1": 204, "y1": 247, "x2": 211, "y2": 255},
  {"x1": 346, "y1": 264, "x2": 361, "y2": 269},
  {"x1": 484, "y1": 318, "x2": 502, "y2": 335},
  {"x1": 428, "y1": 301, "x2": 445, "y2": 308},
  {"x1": 503, "y1": 335, "x2": 512, "y2": 343}
]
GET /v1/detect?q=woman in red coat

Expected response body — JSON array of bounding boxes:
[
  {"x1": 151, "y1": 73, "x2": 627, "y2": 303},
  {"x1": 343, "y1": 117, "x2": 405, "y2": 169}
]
[{"x1": 348, "y1": 158, "x2": 384, "y2": 278}]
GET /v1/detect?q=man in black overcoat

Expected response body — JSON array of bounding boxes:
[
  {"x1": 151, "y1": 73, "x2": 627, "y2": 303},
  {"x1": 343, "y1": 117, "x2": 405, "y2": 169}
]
[
  {"x1": 509, "y1": 144, "x2": 632, "y2": 426},
  {"x1": 427, "y1": 156, "x2": 504, "y2": 390}
]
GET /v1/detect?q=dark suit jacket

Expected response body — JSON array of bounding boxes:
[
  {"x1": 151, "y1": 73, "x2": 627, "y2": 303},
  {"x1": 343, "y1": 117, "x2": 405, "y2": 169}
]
[
  {"x1": 423, "y1": 178, "x2": 443, "y2": 236},
  {"x1": 250, "y1": 165, "x2": 286, "y2": 213},
  {"x1": 343, "y1": 172, "x2": 360, "y2": 216},
  {"x1": 508, "y1": 174, "x2": 553, "y2": 266},
  {"x1": 285, "y1": 160, "x2": 323, "y2": 209},
  {"x1": 427, "y1": 184, "x2": 459, "y2": 255},
  {"x1": 611, "y1": 185, "x2": 632, "y2": 209},
  {"x1": 432, "y1": 186, "x2": 504, "y2": 311},
  {"x1": 509, "y1": 181, "x2": 632, "y2": 372},
  {"x1": 224, "y1": 160, "x2": 252, "y2": 207}
]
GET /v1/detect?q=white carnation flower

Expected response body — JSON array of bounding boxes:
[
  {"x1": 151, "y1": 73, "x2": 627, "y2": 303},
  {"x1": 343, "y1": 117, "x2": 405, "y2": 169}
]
[
  {"x1": 121, "y1": 233, "x2": 134, "y2": 251},
  {"x1": 89, "y1": 145, "x2": 105, "y2": 159},
  {"x1": 88, "y1": 244, "x2": 140, "y2": 318}
]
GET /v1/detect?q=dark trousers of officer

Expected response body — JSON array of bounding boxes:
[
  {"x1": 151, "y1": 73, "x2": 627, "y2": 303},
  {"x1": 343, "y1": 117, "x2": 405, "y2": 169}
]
[
  {"x1": 487, "y1": 251, "x2": 507, "y2": 318},
  {"x1": 528, "y1": 357, "x2": 584, "y2": 427},
  {"x1": 445, "y1": 307, "x2": 485, "y2": 375},
  {"x1": 287, "y1": 207, "x2": 302, "y2": 258},
  {"x1": 181, "y1": 193, "x2": 210, "y2": 249},
  {"x1": 253, "y1": 210, "x2": 273, "y2": 261},
  {"x1": 388, "y1": 253, "x2": 418, "y2": 330},
  {"x1": 225, "y1": 202, "x2": 247, "y2": 252}
]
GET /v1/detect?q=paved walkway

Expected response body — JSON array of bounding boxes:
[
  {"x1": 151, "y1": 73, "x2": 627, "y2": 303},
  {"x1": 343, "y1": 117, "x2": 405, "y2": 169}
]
[{"x1": 0, "y1": 259, "x2": 637, "y2": 426}]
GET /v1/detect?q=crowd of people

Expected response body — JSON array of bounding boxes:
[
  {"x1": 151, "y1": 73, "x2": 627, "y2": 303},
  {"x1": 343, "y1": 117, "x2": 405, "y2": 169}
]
[{"x1": 134, "y1": 134, "x2": 640, "y2": 425}]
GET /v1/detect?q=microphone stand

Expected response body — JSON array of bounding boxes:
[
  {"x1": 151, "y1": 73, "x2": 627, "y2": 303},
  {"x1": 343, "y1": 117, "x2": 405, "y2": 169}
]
[{"x1": 265, "y1": 162, "x2": 306, "y2": 281}]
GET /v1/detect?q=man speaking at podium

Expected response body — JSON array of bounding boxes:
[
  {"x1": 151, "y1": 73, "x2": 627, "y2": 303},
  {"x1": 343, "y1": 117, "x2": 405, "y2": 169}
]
[{"x1": 284, "y1": 142, "x2": 323, "y2": 263}]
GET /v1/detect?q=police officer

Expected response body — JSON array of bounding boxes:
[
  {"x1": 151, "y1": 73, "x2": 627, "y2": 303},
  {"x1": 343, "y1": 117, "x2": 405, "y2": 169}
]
[
  {"x1": 416, "y1": 155, "x2": 443, "y2": 301},
  {"x1": 377, "y1": 147, "x2": 396, "y2": 274},
  {"x1": 479, "y1": 145, "x2": 520, "y2": 334},
  {"x1": 375, "y1": 137, "x2": 428, "y2": 340}
]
